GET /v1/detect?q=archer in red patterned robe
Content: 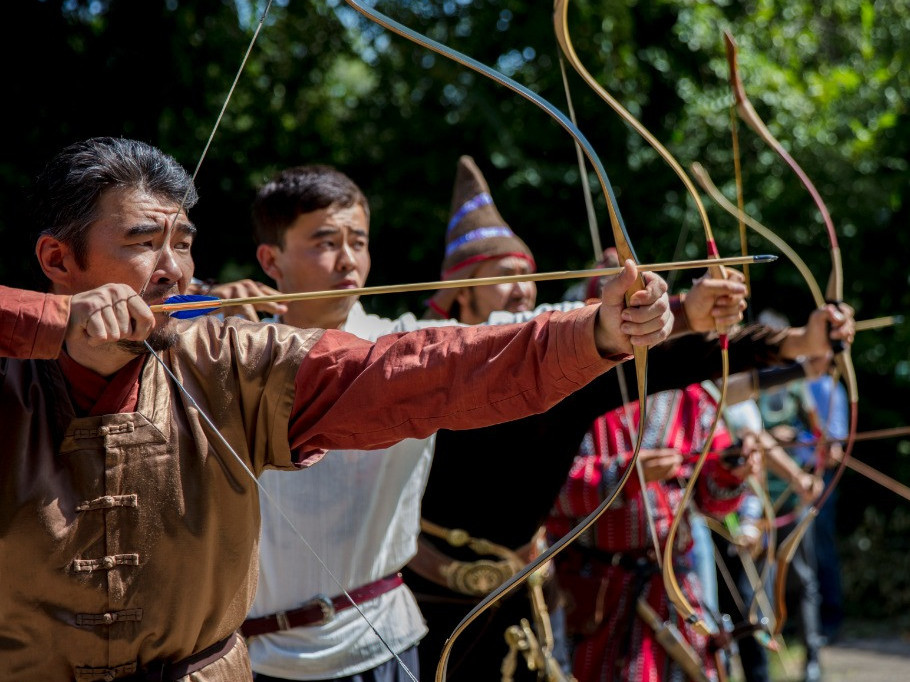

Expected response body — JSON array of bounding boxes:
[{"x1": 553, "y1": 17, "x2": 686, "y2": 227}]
[{"x1": 548, "y1": 383, "x2": 758, "y2": 682}]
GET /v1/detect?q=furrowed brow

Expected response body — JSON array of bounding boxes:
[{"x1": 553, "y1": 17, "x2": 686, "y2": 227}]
[
  {"x1": 125, "y1": 221, "x2": 197, "y2": 238},
  {"x1": 311, "y1": 226, "x2": 342, "y2": 238},
  {"x1": 125, "y1": 223, "x2": 165, "y2": 238},
  {"x1": 177, "y1": 222, "x2": 198, "y2": 237}
]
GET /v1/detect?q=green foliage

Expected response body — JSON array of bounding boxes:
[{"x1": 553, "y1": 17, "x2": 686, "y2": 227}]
[
  {"x1": 841, "y1": 505, "x2": 910, "y2": 619},
  {"x1": 4, "y1": 0, "x2": 910, "y2": 611}
]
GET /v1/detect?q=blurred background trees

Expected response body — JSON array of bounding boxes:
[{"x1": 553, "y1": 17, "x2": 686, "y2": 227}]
[{"x1": 4, "y1": 0, "x2": 909, "y2": 617}]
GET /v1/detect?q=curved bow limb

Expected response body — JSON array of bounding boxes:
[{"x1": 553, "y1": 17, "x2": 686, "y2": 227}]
[
  {"x1": 724, "y1": 29, "x2": 857, "y2": 386},
  {"x1": 692, "y1": 162, "x2": 856, "y2": 636},
  {"x1": 703, "y1": 483, "x2": 778, "y2": 642},
  {"x1": 691, "y1": 163, "x2": 827, "y2": 309},
  {"x1": 725, "y1": 447, "x2": 780, "y2": 638},
  {"x1": 724, "y1": 31, "x2": 858, "y2": 463},
  {"x1": 336, "y1": 3, "x2": 652, "y2": 679},
  {"x1": 746, "y1": 475, "x2": 778, "y2": 630},
  {"x1": 724, "y1": 28, "x2": 856, "y2": 375},
  {"x1": 770, "y1": 507, "x2": 817, "y2": 637},
  {"x1": 660, "y1": 359, "x2": 729, "y2": 638},
  {"x1": 723, "y1": 31, "x2": 839, "y2": 281},
  {"x1": 553, "y1": 0, "x2": 728, "y2": 284},
  {"x1": 552, "y1": 0, "x2": 732, "y2": 635},
  {"x1": 707, "y1": 28, "x2": 863, "y2": 628},
  {"x1": 553, "y1": 6, "x2": 664, "y2": 577}
]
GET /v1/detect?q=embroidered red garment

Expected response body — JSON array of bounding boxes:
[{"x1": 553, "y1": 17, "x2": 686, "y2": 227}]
[{"x1": 548, "y1": 383, "x2": 744, "y2": 682}]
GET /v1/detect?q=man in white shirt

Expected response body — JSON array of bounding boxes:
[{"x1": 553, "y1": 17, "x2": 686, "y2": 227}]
[
  {"x1": 242, "y1": 165, "x2": 443, "y2": 682},
  {"x1": 239, "y1": 162, "x2": 745, "y2": 682},
  {"x1": 240, "y1": 164, "x2": 665, "y2": 681}
]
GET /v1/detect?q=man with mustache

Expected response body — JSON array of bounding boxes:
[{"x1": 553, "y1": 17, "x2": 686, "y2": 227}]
[
  {"x1": 0, "y1": 137, "x2": 674, "y2": 681},
  {"x1": 424, "y1": 156, "x2": 538, "y2": 324}
]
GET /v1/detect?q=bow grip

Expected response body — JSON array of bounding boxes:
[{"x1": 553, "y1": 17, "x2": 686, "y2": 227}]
[{"x1": 825, "y1": 299, "x2": 846, "y2": 354}]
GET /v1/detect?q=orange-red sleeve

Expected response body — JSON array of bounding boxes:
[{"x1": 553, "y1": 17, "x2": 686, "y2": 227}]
[
  {"x1": 0, "y1": 286, "x2": 70, "y2": 359},
  {"x1": 287, "y1": 305, "x2": 621, "y2": 464}
]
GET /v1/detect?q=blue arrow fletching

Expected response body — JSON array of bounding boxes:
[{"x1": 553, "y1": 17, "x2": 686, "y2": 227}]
[{"x1": 162, "y1": 294, "x2": 220, "y2": 319}]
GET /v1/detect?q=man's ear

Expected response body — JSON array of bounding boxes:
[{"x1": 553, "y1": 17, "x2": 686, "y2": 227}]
[
  {"x1": 35, "y1": 235, "x2": 76, "y2": 289},
  {"x1": 256, "y1": 243, "x2": 282, "y2": 284},
  {"x1": 454, "y1": 287, "x2": 470, "y2": 311}
]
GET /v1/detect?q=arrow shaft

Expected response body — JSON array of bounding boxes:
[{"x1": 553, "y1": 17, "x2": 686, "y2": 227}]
[
  {"x1": 854, "y1": 315, "x2": 904, "y2": 332},
  {"x1": 152, "y1": 254, "x2": 774, "y2": 313}
]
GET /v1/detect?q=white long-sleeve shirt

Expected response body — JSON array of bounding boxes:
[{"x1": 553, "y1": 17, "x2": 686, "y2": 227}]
[
  {"x1": 247, "y1": 303, "x2": 457, "y2": 679},
  {"x1": 247, "y1": 300, "x2": 585, "y2": 679}
]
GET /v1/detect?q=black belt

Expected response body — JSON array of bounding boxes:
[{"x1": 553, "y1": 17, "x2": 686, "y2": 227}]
[{"x1": 125, "y1": 632, "x2": 238, "y2": 681}]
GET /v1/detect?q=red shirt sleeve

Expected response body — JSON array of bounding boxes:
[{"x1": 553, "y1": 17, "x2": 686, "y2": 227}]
[
  {"x1": 287, "y1": 305, "x2": 621, "y2": 465},
  {"x1": 0, "y1": 286, "x2": 70, "y2": 359}
]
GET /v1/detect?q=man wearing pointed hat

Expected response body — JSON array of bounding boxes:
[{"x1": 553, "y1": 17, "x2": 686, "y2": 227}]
[
  {"x1": 425, "y1": 155, "x2": 538, "y2": 323},
  {"x1": 406, "y1": 156, "x2": 853, "y2": 681},
  {"x1": 411, "y1": 156, "x2": 723, "y2": 681}
]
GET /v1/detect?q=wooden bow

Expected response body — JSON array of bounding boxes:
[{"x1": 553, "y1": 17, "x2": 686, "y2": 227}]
[
  {"x1": 703, "y1": 475, "x2": 780, "y2": 641},
  {"x1": 335, "y1": 3, "x2": 654, "y2": 679},
  {"x1": 718, "y1": 31, "x2": 859, "y2": 637},
  {"x1": 553, "y1": 0, "x2": 733, "y2": 637}
]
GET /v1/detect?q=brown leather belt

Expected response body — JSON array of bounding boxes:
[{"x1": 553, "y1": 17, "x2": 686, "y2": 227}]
[{"x1": 240, "y1": 573, "x2": 403, "y2": 638}]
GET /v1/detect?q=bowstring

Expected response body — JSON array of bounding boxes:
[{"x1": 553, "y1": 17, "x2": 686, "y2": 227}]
[
  {"x1": 556, "y1": 50, "x2": 662, "y2": 565},
  {"x1": 145, "y1": 341, "x2": 419, "y2": 682},
  {"x1": 140, "y1": 0, "x2": 274, "y2": 298}
]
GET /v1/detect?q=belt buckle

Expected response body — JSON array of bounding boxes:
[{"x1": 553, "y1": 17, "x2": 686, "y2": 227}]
[
  {"x1": 304, "y1": 593, "x2": 336, "y2": 625},
  {"x1": 447, "y1": 559, "x2": 514, "y2": 596}
]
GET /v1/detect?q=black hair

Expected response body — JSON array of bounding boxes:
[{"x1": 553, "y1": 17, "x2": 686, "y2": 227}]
[
  {"x1": 252, "y1": 165, "x2": 369, "y2": 247},
  {"x1": 30, "y1": 136, "x2": 197, "y2": 270}
]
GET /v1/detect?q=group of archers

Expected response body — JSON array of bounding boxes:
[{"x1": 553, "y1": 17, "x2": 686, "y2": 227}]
[{"x1": 2, "y1": 137, "x2": 856, "y2": 682}]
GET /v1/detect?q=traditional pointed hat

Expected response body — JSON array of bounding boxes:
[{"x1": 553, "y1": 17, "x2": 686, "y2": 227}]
[{"x1": 425, "y1": 156, "x2": 535, "y2": 318}]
